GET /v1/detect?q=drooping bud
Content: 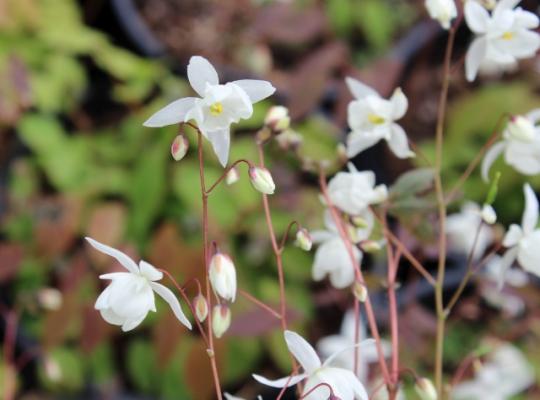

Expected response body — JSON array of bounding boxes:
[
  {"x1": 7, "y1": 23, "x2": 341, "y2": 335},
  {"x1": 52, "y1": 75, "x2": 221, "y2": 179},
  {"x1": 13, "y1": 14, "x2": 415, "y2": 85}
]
[
  {"x1": 481, "y1": 204, "x2": 497, "y2": 225},
  {"x1": 226, "y1": 167, "x2": 240, "y2": 185},
  {"x1": 212, "y1": 304, "x2": 231, "y2": 338},
  {"x1": 275, "y1": 129, "x2": 303, "y2": 150},
  {"x1": 352, "y1": 281, "x2": 368, "y2": 302},
  {"x1": 295, "y1": 228, "x2": 313, "y2": 251},
  {"x1": 249, "y1": 167, "x2": 275, "y2": 195},
  {"x1": 360, "y1": 240, "x2": 382, "y2": 253},
  {"x1": 265, "y1": 106, "x2": 290, "y2": 132},
  {"x1": 425, "y1": 0, "x2": 457, "y2": 30},
  {"x1": 209, "y1": 252, "x2": 237, "y2": 302},
  {"x1": 193, "y1": 294, "x2": 209, "y2": 322},
  {"x1": 415, "y1": 377, "x2": 437, "y2": 400},
  {"x1": 171, "y1": 134, "x2": 189, "y2": 161},
  {"x1": 507, "y1": 115, "x2": 535, "y2": 142},
  {"x1": 37, "y1": 288, "x2": 62, "y2": 311}
]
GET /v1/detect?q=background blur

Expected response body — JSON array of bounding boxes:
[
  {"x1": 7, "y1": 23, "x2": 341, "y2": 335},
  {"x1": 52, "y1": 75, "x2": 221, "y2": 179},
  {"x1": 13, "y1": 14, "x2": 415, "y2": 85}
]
[{"x1": 1, "y1": 0, "x2": 540, "y2": 399}]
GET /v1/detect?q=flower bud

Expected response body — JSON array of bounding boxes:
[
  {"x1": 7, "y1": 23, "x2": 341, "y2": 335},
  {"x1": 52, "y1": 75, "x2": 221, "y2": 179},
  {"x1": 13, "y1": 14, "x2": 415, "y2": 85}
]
[
  {"x1": 212, "y1": 304, "x2": 231, "y2": 338},
  {"x1": 209, "y1": 252, "x2": 237, "y2": 302},
  {"x1": 352, "y1": 282, "x2": 368, "y2": 302},
  {"x1": 171, "y1": 134, "x2": 189, "y2": 161},
  {"x1": 249, "y1": 167, "x2": 275, "y2": 195},
  {"x1": 507, "y1": 115, "x2": 535, "y2": 142},
  {"x1": 193, "y1": 294, "x2": 209, "y2": 322},
  {"x1": 425, "y1": 0, "x2": 457, "y2": 30},
  {"x1": 360, "y1": 240, "x2": 382, "y2": 253},
  {"x1": 276, "y1": 129, "x2": 303, "y2": 150},
  {"x1": 415, "y1": 377, "x2": 437, "y2": 400},
  {"x1": 481, "y1": 204, "x2": 497, "y2": 225},
  {"x1": 295, "y1": 228, "x2": 312, "y2": 251},
  {"x1": 226, "y1": 167, "x2": 240, "y2": 185},
  {"x1": 265, "y1": 106, "x2": 290, "y2": 132},
  {"x1": 37, "y1": 288, "x2": 62, "y2": 311}
]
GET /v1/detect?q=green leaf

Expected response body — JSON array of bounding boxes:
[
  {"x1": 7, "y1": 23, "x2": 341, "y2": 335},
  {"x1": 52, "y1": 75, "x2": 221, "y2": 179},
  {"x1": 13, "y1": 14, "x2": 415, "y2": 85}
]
[{"x1": 127, "y1": 340, "x2": 161, "y2": 393}]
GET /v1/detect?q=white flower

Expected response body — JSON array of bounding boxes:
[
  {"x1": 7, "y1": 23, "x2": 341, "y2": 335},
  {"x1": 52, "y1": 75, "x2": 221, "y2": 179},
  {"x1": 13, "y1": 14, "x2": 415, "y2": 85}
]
[
  {"x1": 317, "y1": 310, "x2": 390, "y2": 384},
  {"x1": 452, "y1": 343, "x2": 534, "y2": 400},
  {"x1": 425, "y1": 0, "x2": 457, "y2": 29},
  {"x1": 311, "y1": 210, "x2": 373, "y2": 288},
  {"x1": 498, "y1": 183, "x2": 540, "y2": 278},
  {"x1": 345, "y1": 78, "x2": 414, "y2": 159},
  {"x1": 209, "y1": 252, "x2": 237, "y2": 302},
  {"x1": 446, "y1": 202, "x2": 494, "y2": 260},
  {"x1": 464, "y1": 0, "x2": 540, "y2": 82},
  {"x1": 253, "y1": 330, "x2": 370, "y2": 400},
  {"x1": 144, "y1": 56, "x2": 275, "y2": 166},
  {"x1": 482, "y1": 109, "x2": 540, "y2": 181},
  {"x1": 484, "y1": 254, "x2": 529, "y2": 290},
  {"x1": 86, "y1": 237, "x2": 192, "y2": 331},
  {"x1": 327, "y1": 163, "x2": 388, "y2": 216},
  {"x1": 249, "y1": 166, "x2": 276, "y2": 195}
]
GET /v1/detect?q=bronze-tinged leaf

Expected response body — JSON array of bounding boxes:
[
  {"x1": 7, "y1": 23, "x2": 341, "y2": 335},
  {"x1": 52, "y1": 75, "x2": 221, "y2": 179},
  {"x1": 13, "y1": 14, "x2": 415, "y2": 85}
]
[
  {"x1": 153, "y1": 311, "x2": 185, "y2": 367},
  {"x1": 80, "y1": 305, "x2": 110, "y2": 354},
  {"x1": 184, "y1": 337, "x2": 226, "y2": 400},
  {"x1": 228, "y1": 305, "x2": 301, "y2": 337},
  {"x1": 86, "y1": 202, "x2": 127, "y2": 251},
  {"x1": 0, "y1": 244, "x2": 23, "y2": 283}
]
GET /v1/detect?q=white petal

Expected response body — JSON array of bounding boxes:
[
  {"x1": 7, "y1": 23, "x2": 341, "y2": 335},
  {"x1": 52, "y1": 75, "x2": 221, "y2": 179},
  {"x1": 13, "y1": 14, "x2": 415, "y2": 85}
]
[
  {"x1": 387, "y1": 124, "x2": 415, "y2": 158},
  {"x1": 85, "y1": 237, "x2": 139, "y2": 274},
  {"x1": 252, "y1": 373, "x2": 307, "y2": 388},
  {"x1": 464, "y1": 1, "x2": 490, "y2": 34},
  {"x1": 496, "y1": 0, "x2": 521, "y2": 12},
  {"x1": 139, "y1": 261, "x2": 163, "y2": 281},
  {"x1": 465, "y1": 37, "x2": 488, "y2": 82},
  {"x1": 310, "y1": 229, "x2": 336, "y2": 244},
  {"x1": 121, "y1": 315, "x2": 147, "y2": 332},
  {"x1": 232, "y1": 80, "x2": 275, "y2": 103},
  {"x1": 284, "y1": 330, "x2": 321, "y2": 374},
  {"x1": 345, "y1": 77, "x2": 379, "y2": 99},
  {"x1": 207, "y1": 128, "x2": 231, "y2": 167},
  {"x1": 109, "y1": 278, "x2": 155, "y2": 317},
  {"x1": 390, "y1": 88, "x2": 408, "y2": 120},
  {"x1": 100, "y1": 308, "x2": 125, "y2": 326},
  {"x1": 495, "y1": 248, "x2": 519, "y2": 290},
  {"x1": 504, "y1": 140, "x2": 540, "y2": 175},
  {"x1": 517, "y1": 230, "x2": 540, "y2": 276},
  {"x1": 514, "y1": 9, "x2": 540, "y2": 30},
  {"x1": 322, "y1": 339, "x2": 376, "y2": 368},
  {"x1": 150, "y1": 282, "x2": 192, "y2": 329},
  {"x1": 143, "y1": 97, "x2": 197, "y2": 127},
  {"x1": 99, "y1": 272, "x2": 132, "y2": 280},
  {"x1": 187, "y1": 56, "x2": 219, "y2": 97},
  {"x1": 346, "y1": 130, "x2": 384, "y2": 158},
  {"x1": 481, "y1": 141, "x2": 506, "y2": 182},
  {"x1": 522, "y1": 184, "x2": 539, "y2": 233},
  {"x1": 95, "y1": 287, "x2": 112, "y2": 310},
  {"x1": 503, "y1": 224, "x2": 524, "y2": 247}
]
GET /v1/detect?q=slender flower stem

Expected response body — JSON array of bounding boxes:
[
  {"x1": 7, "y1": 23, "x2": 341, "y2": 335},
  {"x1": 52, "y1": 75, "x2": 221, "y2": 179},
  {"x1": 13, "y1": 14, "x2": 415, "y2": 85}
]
[
  {"x1": 319, "y1": 170, "x2": 392, "y2": 386},
  {"x1": 299, "y1": 382, "x2": 335, "y2": 399},
  {"x1": 196, "y1": 131, "x2": 223, "y2": 400},
  {"x1": 205, "y1": 158, "x2": 253, "y2": 195},
  {"x1": 433, "y1": 26, "x2": 457, "y2": 398},
  {"x1": 238, "y1": 289, "x2": 282, "y2": 319},
  {"x1": 279, "y1": 220, "x2": 300, "y2": 251}
]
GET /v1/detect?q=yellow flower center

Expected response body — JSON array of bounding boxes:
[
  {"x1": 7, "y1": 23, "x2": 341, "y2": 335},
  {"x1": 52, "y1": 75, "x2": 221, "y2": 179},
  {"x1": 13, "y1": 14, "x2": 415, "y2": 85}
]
[
  {"x1": 367, "y1": 113, "x2": 385, "y2": 125},
  {"x1": 210, "y1": 102, "x2": 223, "y2": 116},
  {"x1": 502, "y1": 32, "x2": 514, "y2": 40}
]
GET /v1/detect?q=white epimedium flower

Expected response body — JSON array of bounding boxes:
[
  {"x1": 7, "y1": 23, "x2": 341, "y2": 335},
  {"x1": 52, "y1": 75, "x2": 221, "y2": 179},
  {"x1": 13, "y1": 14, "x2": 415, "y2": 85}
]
[
  {"x1": 311, "y1": 209, "x2": 373, "y2": 289},
  {"x1": 425, "y1": 0, "x2": 458, "y2": 29},
  {"x1": 86, "y1": 238, "x2": 192, "y2": 332},
  {"x1": 345, "y1": 77, "x2": 414, "y2": 159},
  {"x1": 327, "y1": 163, "x2": 388, "y2": 216},
  {"x1": 464, "y1": 0, "x2": 540, "y2": 82},
  {"x1": 144, "y1": 56, "x2": 276, "y2": 167},
  {"x1": 446, "y1": 202, "x2": 494, "y2": 260},
  {"x1": 253, "y1": 330, "x2": 370, "y2": 400},
  {"x1": 482, "y1": 109, "x2": 540, "y2": 181},
  {"x1": 498, "y1": 183, "x2": 540, "y2": 277},
  {"x1": 317, "y1": 310, "x2": 391, "y2": 384}
]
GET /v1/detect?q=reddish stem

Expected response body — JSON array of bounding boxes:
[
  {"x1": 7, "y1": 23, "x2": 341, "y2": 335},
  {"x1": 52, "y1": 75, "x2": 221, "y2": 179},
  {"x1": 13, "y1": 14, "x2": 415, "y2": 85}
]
[{"x1": 238, "y1": 289, "x2": 281, "y2": 319}]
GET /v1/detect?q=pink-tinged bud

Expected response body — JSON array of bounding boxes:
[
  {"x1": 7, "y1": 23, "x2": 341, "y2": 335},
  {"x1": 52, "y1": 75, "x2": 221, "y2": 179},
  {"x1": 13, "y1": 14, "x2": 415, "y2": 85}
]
[
  {"x1": 415, "y1": 377, "x2": 437, "y2": 400},
  {"x1": 193, "y1": 294, "x2": 209, "y2": 322},
  {"x1": 249, "y1": 167, "x2": 275, "y2": 195},
  {"x1": 264, "y1": 106, "x2": 290, "y2": 132},
  {"x1": 507, "y1": 115, "x2": 535, "y2": 142},
  {"x1": 209, "y1": 252, "x2": 237, "y2": 302},
  {"x1": 37, "y1": 288, "x2": 62, "y2": 311},
  {"x1": 295, "y1": 228, "x2": 312, "y2": 251},
  {"x1": 226, "y1": 167, "x2": 240, "y2": 185},
  {"x1": 212, "y1": 304, "x2": 231, "y2": 338},
  {"x1": 171, "y1": 134, "x2": 189, "y2": 161},
  {"x1": 352, "y1": 282, "x2": 368, "y2": 302}
]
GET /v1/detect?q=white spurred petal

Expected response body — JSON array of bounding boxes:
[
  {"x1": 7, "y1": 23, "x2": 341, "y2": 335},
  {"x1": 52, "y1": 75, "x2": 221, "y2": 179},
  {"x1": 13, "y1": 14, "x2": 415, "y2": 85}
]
[
  {"x1": 109, "y1": 277, "x2": 155, "y2": 317},
  {"x1": 150, "y1": 282, "x2": 192, "y2": 329},
  {"x1": 521, "y1": 184, "x2": 538, "y2": 234},
  {"x1": 139, "y1": 261, "x2": 163, "y2": 281},
  {"x1": 517, "y1": 231, "x2": 540, "y2": 276},
  {"x1": 494, "y1": 247, "x2": 519, "y2": 289},
  {"x1": 121, "y1": 315, "x2": 146, "y2": 332},
  {"x1": 207, "y1": 127, "x2": 231, "y2": 167},
  {"x1": 98, "y1": 272, "x2": 132, "y2": 281},
  {"x1": 464, "y1": 1, "x2": 491, "y2": 33},
  {"x1": 100, "y1": 308, "x2": 125, "y2": 326},
  {"x1": 143, "y1": 97, "x2": 197, "y2": 127},
  {"x1": 232, "y1": 79, "x2": 276, "y2": 103},
  {"x1": 312, "y1": 237, "x2": 359, "y2": 289},
  {"x1": 387, "y1": 124, "x2": 415, "y2": 159},
  {"x1": 465, "y1": 37, "x2": 488, "y2": 82},
  {"x1": 345, "y1": 77, "x2": 379, "y2": 99},
  {"x1": 503, "y1": 224, "x2": 524, "y2": 247},
  {"x1": 284, "y1": 330, "x2": 322, "y2": 374},
  {"x1": 481, "y1": 141, "x2": 506, "y2": 182},
  {"x1": 514, "y1": 9, "x2": 540, "y2": 29},
  {"x1": 85, "y1": 237, "x2": 139, "y2": 274},
  {"x1": 187, "y1": 56, "x2": 219, "y2": 97},
  {"x1": 496, "y1": 0, "x2": 521, "y2": 12},
  {"x1": 322, "y1": 339, "x2": 376, "y2": 368},
  {"x1": 252, "y1": 373, "x2": 307, "y2": 389},
  {"x1": 390, "y1": 88, "x2": 408, "y2": 120},
  {"x1": 346, "y1": 130, "x2": 385, "y2": 158}
]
